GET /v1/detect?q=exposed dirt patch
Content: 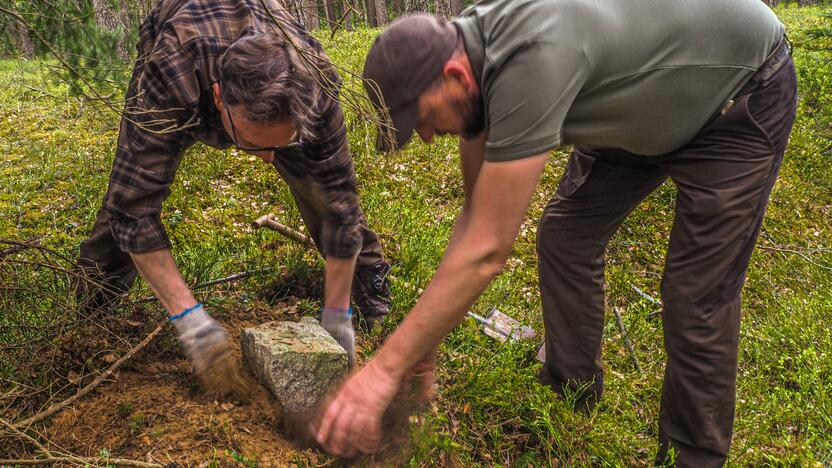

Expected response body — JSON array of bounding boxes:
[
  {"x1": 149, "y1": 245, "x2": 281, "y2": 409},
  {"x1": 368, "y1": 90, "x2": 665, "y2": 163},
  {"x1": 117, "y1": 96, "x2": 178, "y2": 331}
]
[
  {"x1": 2, "y1": 263, "x2": 425, "y2": 466},
  {"x1": 42, "y1": 358, "x2": 310, "y2": 466}
]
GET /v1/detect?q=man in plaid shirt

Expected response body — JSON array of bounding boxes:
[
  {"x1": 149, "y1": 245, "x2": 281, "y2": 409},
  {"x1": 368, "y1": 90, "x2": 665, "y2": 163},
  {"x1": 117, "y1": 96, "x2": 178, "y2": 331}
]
[{"x1": 75, "y1": 0, "x2": 391, "y2": 391}]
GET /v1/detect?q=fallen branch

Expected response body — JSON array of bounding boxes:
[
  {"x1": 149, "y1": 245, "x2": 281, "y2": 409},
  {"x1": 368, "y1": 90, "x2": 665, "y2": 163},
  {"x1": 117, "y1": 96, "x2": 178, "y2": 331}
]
[
  {"x1": 136, "y1": 270, "x2": 255, "y2": 303},
  {"x1": 1, "y1": 384, "x2": 20, "y2": 401},
  {"x1": 14, "y1": 321, "x2": 166, "y2": 429},
  {"x1": 1, "y1": 417, "x2": 51, "y2": 455},
  {"x1": 758, "y1": 244, "x2": 832, "y2": 270},
  {"x1": 0, "y1": 457, "x2": 162, "y2": 467},
  {"x1": 612, "y1": 307, "x2": 643, "y2": 374},
  {"x1": 630, "y1": 284, "x2": 662, "y2": 306},
  {"x1": 252, "y1": 213, "x2": 314, "y2": 248}
]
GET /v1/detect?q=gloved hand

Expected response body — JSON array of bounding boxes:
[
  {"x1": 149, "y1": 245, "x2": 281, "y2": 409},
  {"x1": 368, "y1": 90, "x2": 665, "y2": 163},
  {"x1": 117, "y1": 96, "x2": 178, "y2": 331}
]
[
  {"x1": 320, "y1": 306, "x2": 356, "y2": 368},
  {"x1": 170, "y1": 303, "x2": 244, "y2": 397}
]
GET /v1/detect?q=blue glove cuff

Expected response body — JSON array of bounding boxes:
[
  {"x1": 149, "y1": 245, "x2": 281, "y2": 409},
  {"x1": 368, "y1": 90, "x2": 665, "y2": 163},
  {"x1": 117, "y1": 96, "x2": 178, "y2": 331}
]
[
  {"x1": 320, "y1": 306, "x2": 352, "y2": 317},
  {"x1": 169, "y1": 303, "x2": 203, "y2": 321}
]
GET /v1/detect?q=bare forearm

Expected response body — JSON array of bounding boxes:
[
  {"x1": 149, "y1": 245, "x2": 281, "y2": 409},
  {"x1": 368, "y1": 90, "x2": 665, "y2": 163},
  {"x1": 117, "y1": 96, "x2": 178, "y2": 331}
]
[
  {"x1": 130, "y1": 249, "x2": 196, "y2": 316},
  {"x1": 324, "y1": 254, "x2": 358, "y2": 309},
  {"x1": 374, "y1": 240, "x2": 504, "y2": 380},
  {"x1": 372, "y1": 154, "x2": 548, "y2": 381}
]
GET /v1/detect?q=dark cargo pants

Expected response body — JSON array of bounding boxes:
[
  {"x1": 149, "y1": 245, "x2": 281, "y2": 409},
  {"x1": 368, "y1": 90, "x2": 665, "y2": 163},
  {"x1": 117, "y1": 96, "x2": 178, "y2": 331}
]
[
  {"x1": 536, "y1": 51, "x2": 797, "y2": 465},
  {"x1": 77, "y1": 157, "x2": 384, "y2": 303}
]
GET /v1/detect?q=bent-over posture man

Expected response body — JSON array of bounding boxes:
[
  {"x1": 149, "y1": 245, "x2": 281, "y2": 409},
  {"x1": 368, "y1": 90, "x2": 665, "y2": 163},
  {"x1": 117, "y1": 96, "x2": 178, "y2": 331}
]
[
  {"x1": 75, "y1": 0, "x2": 391, "y2": 390},
  {"x1": 314, "y1": 0, "x2": 796, "y2": 464}
]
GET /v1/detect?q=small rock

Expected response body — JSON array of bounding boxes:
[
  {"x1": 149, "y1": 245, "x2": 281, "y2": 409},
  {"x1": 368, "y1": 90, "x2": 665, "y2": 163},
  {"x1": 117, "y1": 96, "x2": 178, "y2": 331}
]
[{"x1": 241, "y1": 318, "x2": 348, "y2": 416}]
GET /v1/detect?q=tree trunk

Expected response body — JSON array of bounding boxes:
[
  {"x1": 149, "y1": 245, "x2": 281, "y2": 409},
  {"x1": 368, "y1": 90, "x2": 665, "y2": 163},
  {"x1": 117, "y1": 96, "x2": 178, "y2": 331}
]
[
  {"x1": 92, "y1": 0, "x2": 130, "y2": 61},
  {"x1": 391, "y1": 0, "x2": 403, "y2": 18},
  {"x1": 434, "y1": 0, "x2": 449, "y2": 18},
  {"x1": 406, "y1": 0, "x2": 429, "y2": 13},
  {"x1": 343, "y1": 0, "x2": 353, "y2": 31},
  {"x1": 367, "y1": 0, "x2": 378, "y2": 26},
  {"x1": 374, "y1": 0, "x2": 388, "y2": 25},
  {"x1": 323, "y1": 0, "x2": 335, "y2": 28},
  {"x1": 449, "y1": 0, "x2": 463, "y2": 16},
  {"x1": 11, "y1": 19, "x2": 35, "y2": 58},
  {"x1": 302, "y1": 0, "x2": 319, "y2": 29}
]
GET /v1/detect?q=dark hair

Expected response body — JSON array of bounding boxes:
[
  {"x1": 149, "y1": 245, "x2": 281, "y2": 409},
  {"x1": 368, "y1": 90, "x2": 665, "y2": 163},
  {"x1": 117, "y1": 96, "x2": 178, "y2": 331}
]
[{"x1": 219, "y1": 32, "x2": 326, "y2": 139}]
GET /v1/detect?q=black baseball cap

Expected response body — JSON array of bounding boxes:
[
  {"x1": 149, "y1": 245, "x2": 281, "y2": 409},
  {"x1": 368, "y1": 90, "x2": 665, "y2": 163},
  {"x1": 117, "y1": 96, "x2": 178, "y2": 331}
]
[{"x1": 362, "y1": 14, "x2": 459, "y2": 151}]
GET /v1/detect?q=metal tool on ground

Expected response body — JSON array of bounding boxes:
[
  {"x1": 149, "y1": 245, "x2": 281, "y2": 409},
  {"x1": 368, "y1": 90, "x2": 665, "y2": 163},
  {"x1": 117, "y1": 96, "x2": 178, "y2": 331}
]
[
  {"x1": 468, "y1": 308, "x2": 546, "y2": 363},
  {"x1": 252, "y1": 213, "x2": 314, "y2": 248},
  {"x1": 466, "y1": 307, "x2": 536, "y2": 342}
]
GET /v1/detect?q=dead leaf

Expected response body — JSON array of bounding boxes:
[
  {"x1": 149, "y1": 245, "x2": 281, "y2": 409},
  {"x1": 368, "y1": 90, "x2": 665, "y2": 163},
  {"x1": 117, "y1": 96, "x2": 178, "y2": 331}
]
[{"x1": 102, "y1": 353, "x2": 117, "y2": 364}]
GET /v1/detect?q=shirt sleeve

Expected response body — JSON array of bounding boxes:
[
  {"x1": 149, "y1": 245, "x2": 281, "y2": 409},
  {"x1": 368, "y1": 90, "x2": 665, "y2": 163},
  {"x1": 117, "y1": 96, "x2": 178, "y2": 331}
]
[
  {"x1": 484, "y1": 42, "x2": 591, "y2": 161},
  {"x1": 104, "y1": 42, "x2": 199, "y2": 253},
  {"x1": 303, "y1": 93, "x2": 364, "y2": 259}
]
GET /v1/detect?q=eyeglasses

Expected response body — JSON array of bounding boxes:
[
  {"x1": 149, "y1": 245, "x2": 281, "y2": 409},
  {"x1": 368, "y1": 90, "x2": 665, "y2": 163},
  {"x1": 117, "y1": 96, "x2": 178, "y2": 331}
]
[{"x1": 224, "y1": 104, "x2": 303, "y2": 153}]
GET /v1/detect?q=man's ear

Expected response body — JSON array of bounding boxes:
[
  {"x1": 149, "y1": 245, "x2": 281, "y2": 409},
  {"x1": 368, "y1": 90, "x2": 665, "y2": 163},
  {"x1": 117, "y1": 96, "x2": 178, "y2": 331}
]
[
  {"x1": 212, "y1": 82, "x2": 223, "y2": 111},
  {"x1": 442, "y1": 59, "x2": 474, "y2": 92}
]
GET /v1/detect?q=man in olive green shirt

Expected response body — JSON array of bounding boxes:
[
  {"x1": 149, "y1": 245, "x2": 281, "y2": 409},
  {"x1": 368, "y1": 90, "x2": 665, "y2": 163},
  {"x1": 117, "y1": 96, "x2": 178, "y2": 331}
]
[{"x1": 314, "y1": 0, "x2": 796, "y2": 465}]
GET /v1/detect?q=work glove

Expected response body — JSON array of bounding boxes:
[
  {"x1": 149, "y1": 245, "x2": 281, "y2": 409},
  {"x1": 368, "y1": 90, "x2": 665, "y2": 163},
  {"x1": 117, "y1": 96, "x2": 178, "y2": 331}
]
[
  {"x1": 320, "y1": 306, "x2": 356, "y2": 368},
  {"x1": 170, "y1": 303, "x2": 244, "y2": 397}
]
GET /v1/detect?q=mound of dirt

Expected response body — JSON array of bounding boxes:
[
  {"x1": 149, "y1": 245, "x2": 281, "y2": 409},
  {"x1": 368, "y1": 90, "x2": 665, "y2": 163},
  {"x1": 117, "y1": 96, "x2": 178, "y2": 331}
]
[
  {"x1": 4, "y1": 271, "x2": 420, "y2": 466},
  {"x1": 43, "y1": 356, "x2": 313, "y2": 466}
]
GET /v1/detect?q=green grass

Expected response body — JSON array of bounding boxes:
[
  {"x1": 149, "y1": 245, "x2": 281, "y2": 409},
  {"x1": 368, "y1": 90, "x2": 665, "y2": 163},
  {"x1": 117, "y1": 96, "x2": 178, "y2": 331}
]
[{"x1": 2, "y1": 5, "x2": 832, "y2": 466}]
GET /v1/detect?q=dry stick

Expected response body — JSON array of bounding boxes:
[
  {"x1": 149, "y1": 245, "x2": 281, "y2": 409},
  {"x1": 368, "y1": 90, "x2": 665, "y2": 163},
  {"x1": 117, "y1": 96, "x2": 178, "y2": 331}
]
[
  {"x1": 329, "y1": 1, "x2": 356, "y2": 39},
  {"x1": 13, "y1": 322, "x2": 166, "y2": 430},
  {"x1": 135, "y1": 271, "x2": 255, "y2": 304},
  {"x1": 0, "y1": 417, "x2": 51, "y2": 455},
  {"x1": 0, "y1": 457, "x2": 162, "y2": 467},
  {"x1": 612, "y1": 307, "x2": 643, "y2": 374},
  {"x1": 1, "y1": 384, "x2": 20, "y2": 401},
  {"x1": 631, "y1": 284, "x2": 663, "y2": 318},
  {"x1": 252, "y1": 213, "x2": 315, "y2": 247},
  {"x1": 758, "y1": 244, "x2": 832, "y2": 270}
]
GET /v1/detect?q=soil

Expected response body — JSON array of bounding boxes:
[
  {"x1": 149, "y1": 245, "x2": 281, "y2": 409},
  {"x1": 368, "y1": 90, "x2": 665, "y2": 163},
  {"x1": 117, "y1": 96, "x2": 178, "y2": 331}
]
[
  {"x1": 43, "y1": 358, "x2": 307, "y2": 467},
  {"x1": 2, "y1": 273, "x2": 411, "y2": 467}
]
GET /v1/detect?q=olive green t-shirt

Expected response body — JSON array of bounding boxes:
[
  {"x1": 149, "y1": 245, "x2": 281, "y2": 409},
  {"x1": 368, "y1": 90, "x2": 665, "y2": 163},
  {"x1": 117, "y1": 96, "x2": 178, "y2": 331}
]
[{"x1": 452, "y1": 0, "x2": 784, "y2": 160}]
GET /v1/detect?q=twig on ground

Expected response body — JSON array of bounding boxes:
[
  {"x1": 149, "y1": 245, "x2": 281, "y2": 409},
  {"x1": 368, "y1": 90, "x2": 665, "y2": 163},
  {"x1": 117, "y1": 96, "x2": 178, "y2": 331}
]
[
  {"x1": 758, "y1": 244, "x2": 832, "y2": 270},
  {"x1": 252, "y1": 213, "x2": 315, "y2": 247},
  {"x1": 1, "y1": 384, "x2": 20, "y2": 401},
  {"x1": 0, "y1": 417, "x2": 51, "y2": 455},
  {"x1": 631, "y1": 284, "x2": 662, "y2": 306},
  {"x1": 13, "y1": 321, "x2": 166, "y2": 430},
  {"x1": 612, "y1": 307, "x2": 643, "y2": 374},
  {"x1": 136, "y1": 270, "x2": 255, "y2": 304},
  {"x1": 630, "y1": 284, "x2": 663, "y2": 318},
  {"x1": 0, "y1": 457, "x2": 162, "y2": 467}
]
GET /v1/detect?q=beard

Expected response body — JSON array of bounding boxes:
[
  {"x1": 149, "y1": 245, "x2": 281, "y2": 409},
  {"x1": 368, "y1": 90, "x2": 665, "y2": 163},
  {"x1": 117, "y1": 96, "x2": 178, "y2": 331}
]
[{"x1": 450, "y1": 89, "x2": 486, "y2": 140}]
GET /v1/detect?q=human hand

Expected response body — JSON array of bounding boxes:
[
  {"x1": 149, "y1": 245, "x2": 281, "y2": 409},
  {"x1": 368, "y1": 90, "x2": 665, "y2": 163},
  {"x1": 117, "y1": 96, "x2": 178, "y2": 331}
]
[
  {"x1": 320, "y1": 307, "x2": 356, "y2": 367},
  {"x1": 311, "y1": 360, "x2": 401, "y2": 457},
  {"x1": 171, "y1": 304, "x2": 247, "y2": 398}
]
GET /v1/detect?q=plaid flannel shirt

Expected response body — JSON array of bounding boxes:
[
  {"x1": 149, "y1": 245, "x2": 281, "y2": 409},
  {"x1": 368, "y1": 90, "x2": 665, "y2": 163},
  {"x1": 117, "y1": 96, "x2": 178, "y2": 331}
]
[{"x1": 104, "y1": 0, "x2": 363, "y2": 258}]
